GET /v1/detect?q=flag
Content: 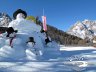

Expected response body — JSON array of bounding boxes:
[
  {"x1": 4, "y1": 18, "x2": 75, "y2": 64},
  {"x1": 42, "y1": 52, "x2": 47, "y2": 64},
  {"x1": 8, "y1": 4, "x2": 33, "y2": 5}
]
[{"x1": 42, "y1": 16, "x2": 47, "y2": 31}]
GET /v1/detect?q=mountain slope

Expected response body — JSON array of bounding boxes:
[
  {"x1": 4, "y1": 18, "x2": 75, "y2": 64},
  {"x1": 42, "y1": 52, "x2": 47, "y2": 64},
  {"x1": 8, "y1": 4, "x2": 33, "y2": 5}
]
[
  {"x1": 0, "y1": 13, "x2": 12, "y2": 27},
  {"x1": 67, "y1": 19, "x2": 96, "y2": 42}
]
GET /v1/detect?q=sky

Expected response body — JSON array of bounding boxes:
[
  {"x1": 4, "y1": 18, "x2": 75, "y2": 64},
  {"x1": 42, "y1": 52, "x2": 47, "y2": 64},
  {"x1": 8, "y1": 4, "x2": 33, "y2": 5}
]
[{"x1": 0, "y1": 0, "x2": 96, "y2": 31}]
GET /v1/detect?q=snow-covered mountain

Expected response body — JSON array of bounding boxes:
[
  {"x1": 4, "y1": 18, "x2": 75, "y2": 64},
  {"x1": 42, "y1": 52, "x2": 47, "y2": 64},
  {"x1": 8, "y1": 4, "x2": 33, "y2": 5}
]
[
  {"x1": 0, "y1": 14, "x2": 60, "y2": 61},
  {"x1": 0, "y1": 13, "x2": 12, "y2": 27},
  {"x1": 67, "y1": 19, "x2": 96, "y2": 41}
]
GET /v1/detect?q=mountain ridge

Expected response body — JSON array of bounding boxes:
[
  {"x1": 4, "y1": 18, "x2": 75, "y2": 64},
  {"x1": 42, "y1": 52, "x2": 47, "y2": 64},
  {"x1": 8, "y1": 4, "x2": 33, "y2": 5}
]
[{"x1": 67, "y1": 19, "x2": 96, "y2": 42}]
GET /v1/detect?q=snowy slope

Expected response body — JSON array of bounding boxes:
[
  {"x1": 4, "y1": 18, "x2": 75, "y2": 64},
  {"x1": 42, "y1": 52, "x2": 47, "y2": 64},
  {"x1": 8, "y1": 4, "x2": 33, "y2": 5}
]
[
  {"x1": 67, "y1": 19, "x2": 96, "y2": 40},
  {"x1": 0, "y1": 46, "x2": 96, "y2": 72}
]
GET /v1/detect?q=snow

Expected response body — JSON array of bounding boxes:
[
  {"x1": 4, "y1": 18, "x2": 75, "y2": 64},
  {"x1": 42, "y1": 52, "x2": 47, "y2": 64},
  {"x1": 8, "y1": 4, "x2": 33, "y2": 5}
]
[
  {"x1": 0, "y1": 38, "x2": 5, "y2": 48},
  {"x1": 0, "y1": 18, "x2": 3, "y2": 21},
  {"x1": 0, "y1": 46, "x2": 96, "y2": 72},
  {"x1": 60, "y1": 46, "x2": 96, "y2": 51},
  {"x1": 93, "y1": 40, "x2": 96, "y2": 43}
]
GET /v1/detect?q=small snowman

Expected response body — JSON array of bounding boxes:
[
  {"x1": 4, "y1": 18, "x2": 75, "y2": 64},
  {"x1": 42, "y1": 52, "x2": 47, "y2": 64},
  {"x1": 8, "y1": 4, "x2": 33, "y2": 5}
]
[{"x1": 26, "y1": 37, "x2": 36, "y2": 49}]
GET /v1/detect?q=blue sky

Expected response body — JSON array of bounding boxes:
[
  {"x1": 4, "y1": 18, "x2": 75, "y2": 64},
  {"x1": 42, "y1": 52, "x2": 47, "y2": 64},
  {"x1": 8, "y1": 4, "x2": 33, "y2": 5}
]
[{"x1": 0, "y1": 0, "x2": 96, "y2": 31}]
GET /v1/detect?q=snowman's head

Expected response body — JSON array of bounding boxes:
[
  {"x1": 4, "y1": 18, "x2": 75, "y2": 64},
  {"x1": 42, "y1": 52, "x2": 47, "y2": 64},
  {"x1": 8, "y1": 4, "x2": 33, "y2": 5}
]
[
  {"x1": 13, "y1": 9, "x2": 27, "y2": 19},
  {"x1": 16, "y1": 13, "x2": 25, "y2": 19}
]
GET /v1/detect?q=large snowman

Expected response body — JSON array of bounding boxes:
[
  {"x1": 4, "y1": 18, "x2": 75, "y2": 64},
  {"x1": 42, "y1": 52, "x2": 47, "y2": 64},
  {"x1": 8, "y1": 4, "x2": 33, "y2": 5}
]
[
  {"x1": 0, "y1": 9, "x2": 45, "y2": 61},
  {"x1": 0, "y1": 9, "x2": 60, "y2": 61}
]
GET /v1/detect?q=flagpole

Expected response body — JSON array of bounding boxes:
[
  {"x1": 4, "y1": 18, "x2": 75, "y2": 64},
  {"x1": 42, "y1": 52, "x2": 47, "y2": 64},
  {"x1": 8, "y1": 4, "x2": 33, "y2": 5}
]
[{"x1": 43, "y1": 8, "x2": 44, "y2": 16}]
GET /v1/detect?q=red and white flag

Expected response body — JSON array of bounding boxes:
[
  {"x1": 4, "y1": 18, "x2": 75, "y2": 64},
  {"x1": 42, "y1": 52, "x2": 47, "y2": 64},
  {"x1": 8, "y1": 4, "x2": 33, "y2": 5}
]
[{"x1": 42, "y1": 16, "x2": 47, "y2": 31}]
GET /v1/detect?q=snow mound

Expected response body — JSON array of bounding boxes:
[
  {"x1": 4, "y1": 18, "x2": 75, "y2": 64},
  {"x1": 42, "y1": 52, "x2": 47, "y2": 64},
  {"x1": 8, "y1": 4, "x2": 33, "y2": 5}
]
[{"x1": 0, "y1": 45, "x2": 26, "y2": 61}]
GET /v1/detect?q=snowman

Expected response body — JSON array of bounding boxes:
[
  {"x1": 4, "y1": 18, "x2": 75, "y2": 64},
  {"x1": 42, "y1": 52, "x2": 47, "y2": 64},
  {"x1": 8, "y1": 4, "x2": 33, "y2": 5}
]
[
  {"x1": 0, "y1": 9, "x2": 61, "y2": 61},
  {"x1": 6, "y1": 9, "x2": 27, "y2": 47},
  {"x1": 8, "y1": 9, "x2": 43, "y2": 56},
  {"x1": 0, "y1": 9, "x2": 45, "y2": 61}
]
